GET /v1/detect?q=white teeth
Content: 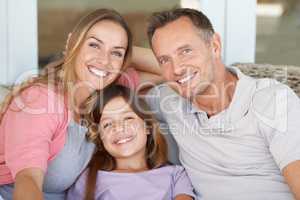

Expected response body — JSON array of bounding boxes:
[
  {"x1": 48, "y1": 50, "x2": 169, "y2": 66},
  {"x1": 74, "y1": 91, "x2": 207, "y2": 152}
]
[
  {"x1": 88, "y1": 66, "x2": 108, "y2": 77},
  {"x1": 178, "y1": 73, "x2": 196, "y2": 84},
  {"x1": 115, "y1": 136, "x2": 133, "y2": 145}
]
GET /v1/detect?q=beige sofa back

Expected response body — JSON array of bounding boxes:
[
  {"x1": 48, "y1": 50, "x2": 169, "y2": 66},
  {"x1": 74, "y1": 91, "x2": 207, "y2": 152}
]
[{"x1": 234, "y1": 63, "x2": 300, "y2": 96}]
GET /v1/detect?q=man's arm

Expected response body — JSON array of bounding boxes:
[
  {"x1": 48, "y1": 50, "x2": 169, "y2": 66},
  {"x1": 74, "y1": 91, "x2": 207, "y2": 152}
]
[
  {"x1": 13, "y1": 168, "x2": 44, "y2": 200},
  {"x1": 283, "y1": 160, "x2": 300, "y2": 200}
]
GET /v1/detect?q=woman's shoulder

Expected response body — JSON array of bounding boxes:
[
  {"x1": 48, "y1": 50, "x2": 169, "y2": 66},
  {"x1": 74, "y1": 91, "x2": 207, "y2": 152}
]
[
  {"x1": 20, "y1": 83, "x2": 64, "y2": 100},
  {"x1": 12, "y1": 84, "x2": 67, "y2": 113}
]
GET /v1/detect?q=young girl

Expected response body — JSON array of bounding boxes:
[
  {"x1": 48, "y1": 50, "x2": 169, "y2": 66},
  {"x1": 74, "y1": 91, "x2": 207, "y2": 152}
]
[{"x1": 67, "y1": 85, "x2": 196, "y2": 200}]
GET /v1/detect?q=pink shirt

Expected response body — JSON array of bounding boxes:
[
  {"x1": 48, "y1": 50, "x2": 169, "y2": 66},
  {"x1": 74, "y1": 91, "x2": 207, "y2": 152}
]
[{"x1": 0, "y1": 68, "x2": 139, "y2": 185}]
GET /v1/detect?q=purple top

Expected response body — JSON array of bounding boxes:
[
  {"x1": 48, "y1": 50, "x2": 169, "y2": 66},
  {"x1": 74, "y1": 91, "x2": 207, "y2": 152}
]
[{"x1": 67, "y1": 165, "x2": 196, "y2": 200}]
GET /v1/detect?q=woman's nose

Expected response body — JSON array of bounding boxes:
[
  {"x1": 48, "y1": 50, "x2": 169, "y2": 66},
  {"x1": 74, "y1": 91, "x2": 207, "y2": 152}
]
[{"x1": 95, "y1": 51, "x2": 111, "y2": 66}]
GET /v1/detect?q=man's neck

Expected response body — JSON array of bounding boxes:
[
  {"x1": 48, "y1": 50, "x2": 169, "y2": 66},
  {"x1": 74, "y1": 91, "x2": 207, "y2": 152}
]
[{"x1": 193, "y1": 69, "x2": 238, "y2": 118}]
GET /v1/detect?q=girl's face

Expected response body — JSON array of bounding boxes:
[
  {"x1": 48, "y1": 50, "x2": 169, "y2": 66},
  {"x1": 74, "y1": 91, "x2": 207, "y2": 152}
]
[
  {"x1": 100, "y1": 97, "x2": 149, "y2": 161},
  {"x1": 74, "y1": 20, "x2": 128, "y2": 90}
]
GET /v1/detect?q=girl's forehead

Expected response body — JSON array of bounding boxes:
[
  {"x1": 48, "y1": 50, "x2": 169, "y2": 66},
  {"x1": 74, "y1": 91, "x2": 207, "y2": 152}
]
[{"x1": 101, "y1": 97, "x2": 133, "y2": 117}]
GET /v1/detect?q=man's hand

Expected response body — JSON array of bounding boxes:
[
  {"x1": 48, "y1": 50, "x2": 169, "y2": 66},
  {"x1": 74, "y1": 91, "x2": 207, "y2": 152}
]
[{"x1": 283, "y1": 160, "x2": 300, "y2": 200}]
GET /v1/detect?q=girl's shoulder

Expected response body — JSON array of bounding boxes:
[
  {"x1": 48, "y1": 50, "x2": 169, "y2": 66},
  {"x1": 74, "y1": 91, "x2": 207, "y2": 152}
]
[{"x1": 157, "y1": 164, "x2": 186, "y2": 172}]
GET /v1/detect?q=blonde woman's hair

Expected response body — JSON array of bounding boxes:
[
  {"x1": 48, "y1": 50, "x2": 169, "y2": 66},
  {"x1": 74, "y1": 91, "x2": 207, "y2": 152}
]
[{"x1": 0, "y1": 8, "x2": 133, "y2": 134}]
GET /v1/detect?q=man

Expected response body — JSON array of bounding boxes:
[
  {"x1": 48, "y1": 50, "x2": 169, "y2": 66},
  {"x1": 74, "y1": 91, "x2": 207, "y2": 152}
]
[{"x1": 144, "y1": 8, "x2": 300, "y2": 200}]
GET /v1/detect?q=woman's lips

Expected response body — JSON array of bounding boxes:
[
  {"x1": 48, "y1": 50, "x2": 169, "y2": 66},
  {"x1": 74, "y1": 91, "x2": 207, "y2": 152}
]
[{"x1": 87, "y1": 65, "x2": 109, "y2": 78}]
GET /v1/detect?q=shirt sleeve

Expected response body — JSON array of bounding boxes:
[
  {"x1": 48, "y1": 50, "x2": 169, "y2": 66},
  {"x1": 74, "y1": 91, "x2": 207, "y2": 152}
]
[
  {"x1": 3, "y1": 85, "x2": 66, "y2": 178},
  {"x1": 116, "y1": 68, "x2": 140, "y2": 90},
  {"x1": 254, "y1": 80, "x2": 300, "y2": 171},
  {"x1": 172, "y1": 165, "x2": 196, "y2": 199},
  {"x1": 145, "y1": 85, "x2": 181, "y2": 164},
  {"x1": 144, "y1": 84, "x2": 169, "y2": 124}
]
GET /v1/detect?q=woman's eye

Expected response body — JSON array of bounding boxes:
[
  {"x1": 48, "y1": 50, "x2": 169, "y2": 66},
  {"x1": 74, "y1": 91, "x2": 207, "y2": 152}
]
[
  {"x1": 111, "y1": 51, "x2": 124, "y2": 58},
  {"x1": 88, "y1": 42, "x2": 100, "y2": 49}
]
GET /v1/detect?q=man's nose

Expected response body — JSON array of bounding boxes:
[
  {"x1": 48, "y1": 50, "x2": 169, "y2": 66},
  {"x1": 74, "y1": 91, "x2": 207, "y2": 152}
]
[{"x1": 173, "y1": 61, "x2": 186, "y2": 76}]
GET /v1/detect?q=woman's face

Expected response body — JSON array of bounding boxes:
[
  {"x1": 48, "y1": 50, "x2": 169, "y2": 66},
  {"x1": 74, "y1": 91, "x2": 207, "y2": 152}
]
[
  {"x1": 100, "y1": 97, "x2": 149, "y2": 161},
  {"x1": 74, "y1": 20, "x2": 128, "y2": 90}
]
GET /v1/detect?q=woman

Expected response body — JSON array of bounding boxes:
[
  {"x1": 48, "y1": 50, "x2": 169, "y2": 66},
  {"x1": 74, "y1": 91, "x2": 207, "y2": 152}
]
[
  {"x1": 67, "y1": 85, "x2": 195, "y2": 200},
  {"x1": 0, "y1": 8, "x2": 159, "y2": 200}
]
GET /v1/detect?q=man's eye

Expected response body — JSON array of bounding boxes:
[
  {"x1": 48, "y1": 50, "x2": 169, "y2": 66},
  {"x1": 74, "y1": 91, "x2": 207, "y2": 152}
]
[
  {"x1": 89, "y1": 42, "x2": 100, "y2": 49},
  {"x1": 182, "y1": 48, "x2": 192, "y2": 54},
  {"x1": 159, "y1": 58, "x2": 168, "y2": 65}
]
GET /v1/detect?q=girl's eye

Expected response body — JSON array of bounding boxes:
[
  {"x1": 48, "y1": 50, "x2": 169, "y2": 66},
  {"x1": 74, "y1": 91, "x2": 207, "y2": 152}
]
[
  {"x1": 102, "y1": 122, "x2": 112, "y2": 129},
  {"x1": 111, "y1": 51, "x2": 124, "y2": 58},
  {"x1": 89, "y1": 42, "x2": 100, "y2": 49},
  {"x1": 124, "y1": 116, "x2": 134, "y2": 121}
]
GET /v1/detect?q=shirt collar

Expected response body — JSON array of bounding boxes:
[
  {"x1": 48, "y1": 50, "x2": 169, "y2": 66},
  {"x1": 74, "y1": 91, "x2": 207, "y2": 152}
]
[{"x1": 183, "y1": 66, "x2": 257, "y2": 122}]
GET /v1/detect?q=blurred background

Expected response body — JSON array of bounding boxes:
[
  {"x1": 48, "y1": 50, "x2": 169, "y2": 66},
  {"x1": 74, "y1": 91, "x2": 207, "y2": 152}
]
[
  {"x1": 38, "y1": 0, "x2": 180, "y2": 66},
  {"x1": 38, "y1": 0, "x2": 300, "y2": 67},
  {"x1": 256, "y1": 0, "x2": 300, "y2": 66},
  {"x1": 1, "y1": 0, "x2": 299, "y2": 85}
]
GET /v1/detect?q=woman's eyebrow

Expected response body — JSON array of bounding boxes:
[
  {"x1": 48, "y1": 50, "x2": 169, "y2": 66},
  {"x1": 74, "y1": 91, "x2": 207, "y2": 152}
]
[
  {"x1": 89, "y1": 36, "x2": 126, "y2": 50},
  {"x1": 113, "y1": 46, "x2": 126, "y2": 50},
  {"x1": 89, "y1": 36, "x2": 104, "y2": 44}
]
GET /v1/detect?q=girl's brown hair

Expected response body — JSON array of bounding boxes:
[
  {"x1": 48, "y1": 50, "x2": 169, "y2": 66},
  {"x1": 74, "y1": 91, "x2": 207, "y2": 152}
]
[
  {"x1": 83, "y1": 85, "x2": 168, "y2": 200},
  {"x1": 0, "y1": 9, "x2": 132, "y2": 135}
]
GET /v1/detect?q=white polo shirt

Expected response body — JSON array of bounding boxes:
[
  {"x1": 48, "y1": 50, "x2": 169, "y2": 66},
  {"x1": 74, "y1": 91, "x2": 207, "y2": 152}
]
[{"x1": 145, "y1": 67, "x2": 300, "y2": 200}]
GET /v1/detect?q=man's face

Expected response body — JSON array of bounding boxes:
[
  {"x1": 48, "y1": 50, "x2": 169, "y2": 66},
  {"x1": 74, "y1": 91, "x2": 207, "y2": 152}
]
[{"x1": 151, "y1": 16, "x2": 221, "y2": 99}]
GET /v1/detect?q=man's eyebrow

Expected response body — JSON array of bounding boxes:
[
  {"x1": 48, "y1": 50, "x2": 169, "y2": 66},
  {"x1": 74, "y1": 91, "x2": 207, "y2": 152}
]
[{"x1": 177, "y1": 44, "x2": 191, "y2": 52}]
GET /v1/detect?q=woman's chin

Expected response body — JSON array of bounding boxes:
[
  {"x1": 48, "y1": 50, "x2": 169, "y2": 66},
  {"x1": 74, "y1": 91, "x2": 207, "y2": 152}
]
[{"x1": 88, "y1": 76, "x2": 115, "y2": 91}]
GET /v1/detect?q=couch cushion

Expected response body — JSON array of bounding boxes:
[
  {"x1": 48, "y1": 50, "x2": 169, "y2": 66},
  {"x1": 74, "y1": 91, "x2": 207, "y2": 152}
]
[{"x1": 233, "y1": 63, "x2": 300, "y2": 96}]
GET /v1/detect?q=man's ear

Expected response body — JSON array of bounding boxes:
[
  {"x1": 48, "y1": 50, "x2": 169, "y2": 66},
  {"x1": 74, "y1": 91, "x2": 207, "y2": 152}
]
[{"x1": 211, "y1": 33, "x2": 222, "y2": 58}]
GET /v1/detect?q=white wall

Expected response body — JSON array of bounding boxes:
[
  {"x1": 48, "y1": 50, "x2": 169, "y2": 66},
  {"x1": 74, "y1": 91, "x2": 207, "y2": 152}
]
[
  {"x1": 197, "y1": 0, "x2": 257, "y2": 65},
  {"x1": 0, "y1": 0, "x2": 38, "y2": 86}
]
